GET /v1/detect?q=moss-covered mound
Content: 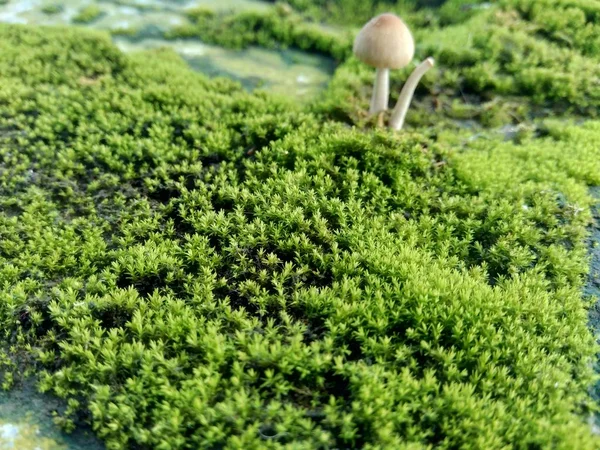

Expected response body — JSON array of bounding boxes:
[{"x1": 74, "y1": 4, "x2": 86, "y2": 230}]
[{"x1": 1, "y1": 0, "x2": 600, "y2": 448}]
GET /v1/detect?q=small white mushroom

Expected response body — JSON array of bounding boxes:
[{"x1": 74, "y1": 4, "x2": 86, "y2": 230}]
[
  {"x1": 389, "y1": 57, "x2": 435, "y2": 131},
  {"x1": 353, "y1": 13, "x2": 415, "y2": 116}
]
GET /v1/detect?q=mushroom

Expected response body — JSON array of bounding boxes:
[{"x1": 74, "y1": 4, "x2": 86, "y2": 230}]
[
  {"x1": 389, "y1": 57, "x2": 435, "y2": 131},
  {"x1": 353, "y1": 13, "x2": 415, "y2": 118}
]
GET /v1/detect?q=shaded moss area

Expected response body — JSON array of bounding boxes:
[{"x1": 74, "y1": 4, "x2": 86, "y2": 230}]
[{"x1": 1, "y1": 0, "x2": 600, "y2": 448}]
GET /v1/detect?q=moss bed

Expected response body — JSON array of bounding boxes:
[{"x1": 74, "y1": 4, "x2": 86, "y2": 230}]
[{"x1": 1, "y1": 0, "x2": 600, "y2": 448}]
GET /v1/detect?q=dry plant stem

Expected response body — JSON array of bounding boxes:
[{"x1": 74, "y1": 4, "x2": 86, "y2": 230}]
[
  {"x1": 389, "y1": 57, "x2": 435, "y2": 131},
  {"x1": 369, "y1": 68, "x2": 389, "y2": 115},
  {"x1": 377, "y1": 112, "x2": 385, "y2": 128}
]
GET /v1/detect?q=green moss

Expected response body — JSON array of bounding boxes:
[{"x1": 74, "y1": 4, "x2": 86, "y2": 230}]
[
  {"x1": 263, "y1": 0, "x2": 411, "y2": 25},
  {"x1": 167, "y1": 8, "x2": 352, "y2": 61},
  {"x1": 170, "y1": 0, "x2": 599, "y2": 128},
  {"x1": 41, "y1": 4, "x2": 63, "y2": 15},
  {"x1": 109, "y1": 26, "x2": 139, "y2": 37},
  {"x1": 72, "y1": 5, "x2": 102, "y2": 24},
  {"x1": 502, "y1": 0, "x2": 600, "y2": 57},
  {"x1": 3, "y1": 0, "x2": 600, "y2": 448},
  {"x1": 1, "y1": 19, "x2": 600, "y2": 448},
  {"x1": 311, "y1": 1, "x2": 600, "y2": 129},
  {"x1": 108, "y1": 0, "x2": 162, "y2": 12}
]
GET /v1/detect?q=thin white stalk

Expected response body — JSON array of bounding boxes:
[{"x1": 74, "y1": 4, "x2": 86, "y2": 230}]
[
  {"x1": 389, "y1": 57, "x2": 435, "y2": 131},
  {"x1": 369, "y1": 67, "x2": 389, "y2": 115}
]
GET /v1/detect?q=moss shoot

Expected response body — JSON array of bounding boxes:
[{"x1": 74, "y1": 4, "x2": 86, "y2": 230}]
[{"x1": 1, "y1": 0, "x2": 600, "y2": 448}]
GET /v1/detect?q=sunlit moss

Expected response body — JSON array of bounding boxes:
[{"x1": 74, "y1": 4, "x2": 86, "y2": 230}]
[{"x1": 1, "y1": 1, "x2": 600, "y2": 449}]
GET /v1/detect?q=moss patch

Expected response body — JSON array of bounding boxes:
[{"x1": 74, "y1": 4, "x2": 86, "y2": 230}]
[
  {"x1": 166, "y1": 6, "x2": 352, "y2": 61},
  {"x1": 40, "y1": 4, "x2": 63, "y2": 15},
  {"x1": 172, "y1": 0, "x2": 600, "y2": 129},
  {"x1": 72, "y1": 5, "x2": 103, "y2": 25},
  {"x1": 312, "y1": 0, "x2": 600, "y2": 128},
  {"x1": 1, "y1": 0, "x2": 600, "y2": 448}
]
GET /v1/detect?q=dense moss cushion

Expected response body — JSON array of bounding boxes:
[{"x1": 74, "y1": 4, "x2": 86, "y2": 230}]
[{"x1": 1, "y1": 5, "x2": 600, "y2": 448}]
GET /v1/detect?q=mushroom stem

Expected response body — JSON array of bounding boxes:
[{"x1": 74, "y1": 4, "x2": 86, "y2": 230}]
[
  {"x1": 369, "y1": 68, "x2": 389, "y2": 115},
  {"x1": 389, "y1": 57, "x2": 435, "y2": 131}
]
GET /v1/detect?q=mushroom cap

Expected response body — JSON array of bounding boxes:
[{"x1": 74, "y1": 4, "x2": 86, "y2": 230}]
[{"x1": 353, "y1": 13, "x2": 415, "y2": 69}]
